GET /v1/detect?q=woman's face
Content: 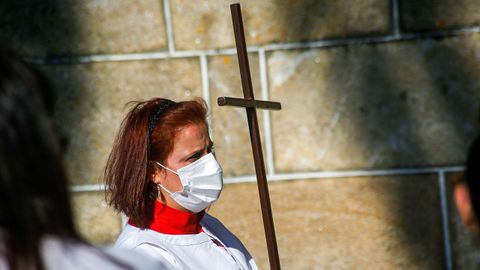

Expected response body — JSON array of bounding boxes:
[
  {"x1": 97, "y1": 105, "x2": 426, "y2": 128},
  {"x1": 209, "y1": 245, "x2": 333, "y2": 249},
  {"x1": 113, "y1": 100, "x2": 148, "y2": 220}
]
[{"x1": 154, "y1": 123, "x2": 211, "y2": 212}]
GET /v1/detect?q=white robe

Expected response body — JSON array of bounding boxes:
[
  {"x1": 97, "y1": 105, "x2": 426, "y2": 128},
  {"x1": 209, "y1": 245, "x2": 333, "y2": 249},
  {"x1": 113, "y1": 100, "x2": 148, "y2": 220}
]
[
  {"x1": 0, "y1": 236, "x2": 174, "y2": 270},
  {"x1": 115, "y1": 213, "x2": 258, "y2": 270}
]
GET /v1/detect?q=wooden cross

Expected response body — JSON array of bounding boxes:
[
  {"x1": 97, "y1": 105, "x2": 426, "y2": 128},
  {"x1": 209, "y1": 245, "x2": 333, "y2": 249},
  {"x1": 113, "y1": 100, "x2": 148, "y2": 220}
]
[{"x1": 217, "y1": 3, "x2": 281, "y2": 270}]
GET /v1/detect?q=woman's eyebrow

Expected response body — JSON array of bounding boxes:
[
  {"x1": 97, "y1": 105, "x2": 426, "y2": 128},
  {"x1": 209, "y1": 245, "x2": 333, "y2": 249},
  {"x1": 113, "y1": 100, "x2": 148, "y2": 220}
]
[
  {"x1": 184, "y1": 147, "x2": 206, "y2": 161},
  {"x1": 183, "y1": 140, "x2": 213, "y2": 161}
]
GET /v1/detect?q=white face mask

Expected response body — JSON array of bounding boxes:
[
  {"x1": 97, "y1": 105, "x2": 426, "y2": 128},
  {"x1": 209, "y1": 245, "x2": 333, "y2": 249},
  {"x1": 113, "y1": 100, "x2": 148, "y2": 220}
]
[{"x1": 156, "y1": 153, "x2": 223, "y2": 213}]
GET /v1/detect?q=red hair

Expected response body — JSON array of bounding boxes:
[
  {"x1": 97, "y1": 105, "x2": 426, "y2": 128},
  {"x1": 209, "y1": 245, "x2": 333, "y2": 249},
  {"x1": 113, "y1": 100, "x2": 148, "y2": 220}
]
[{"x1": 104, "y1": 98, "x2": 208, "y2": 227}]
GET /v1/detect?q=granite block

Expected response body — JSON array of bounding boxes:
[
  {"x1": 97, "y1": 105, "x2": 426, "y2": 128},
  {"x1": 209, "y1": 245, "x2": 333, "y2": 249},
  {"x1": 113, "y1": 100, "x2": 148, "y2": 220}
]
[
  {"x1": 71, "y1": 191, "x2": 121, "y2": 244},
  {"x1": 171, "y1": 0, "x2": 390, "y2": 50},
  {"x1": 269, "y1": 34, "x2": 480, "y2": 172},
  {"x1": 0, "y1": 0, "x2": 166, "y2": 56}
]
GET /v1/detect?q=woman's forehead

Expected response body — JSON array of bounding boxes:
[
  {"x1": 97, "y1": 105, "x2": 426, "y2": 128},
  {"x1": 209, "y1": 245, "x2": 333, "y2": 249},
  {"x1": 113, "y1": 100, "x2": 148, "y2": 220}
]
[{"x1": 171, "y1": 124, "x2": 209, "y2": 153}]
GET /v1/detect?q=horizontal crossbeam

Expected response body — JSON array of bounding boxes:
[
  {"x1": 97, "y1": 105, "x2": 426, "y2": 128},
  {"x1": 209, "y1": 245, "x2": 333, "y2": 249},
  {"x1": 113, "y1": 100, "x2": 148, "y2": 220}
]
[{"x1": 217, "y1": 96, "x2": 281, "y2": 110}]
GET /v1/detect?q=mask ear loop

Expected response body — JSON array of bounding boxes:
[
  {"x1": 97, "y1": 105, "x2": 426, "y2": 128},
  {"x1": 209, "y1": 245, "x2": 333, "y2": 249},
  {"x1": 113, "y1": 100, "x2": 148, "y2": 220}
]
[
  {"x1": 154, "y1": 171, "x2": 167, "y2": 202},
  {"x1": 158, "y1": 183, "x2": 174, "y2": 196},
  {"x1": 154, "y1": 162, "x2": 176, "y2": 201},
  {"x1": 155, "y1": 161, "x2": 178, "y2": 175}
]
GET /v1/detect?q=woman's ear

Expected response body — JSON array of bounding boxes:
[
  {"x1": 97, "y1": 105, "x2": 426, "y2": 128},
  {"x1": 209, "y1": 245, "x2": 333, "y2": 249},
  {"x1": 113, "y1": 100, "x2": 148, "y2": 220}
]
[
  {"x1": 150, "y1": 163, "x2": 165, "y2": 185},
  {"x1": 454, "y1": 182, "x2": 479, "y2": 232}
]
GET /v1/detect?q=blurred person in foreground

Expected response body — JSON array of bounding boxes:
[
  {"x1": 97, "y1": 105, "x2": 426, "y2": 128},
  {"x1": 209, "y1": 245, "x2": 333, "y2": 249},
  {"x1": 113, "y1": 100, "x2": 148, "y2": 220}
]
[
  {"x1": 0, "y1": 50, "x2": 173, "y2": 270},
  {"x1": 454, "y1": 135, "x2": 480, "y2": 235}
]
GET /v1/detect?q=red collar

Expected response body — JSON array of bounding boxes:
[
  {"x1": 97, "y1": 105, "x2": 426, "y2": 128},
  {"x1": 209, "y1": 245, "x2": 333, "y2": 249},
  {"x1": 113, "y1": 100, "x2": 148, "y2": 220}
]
[{"x1": 129, "y1": 200, "x2": 204, "y2": 235}]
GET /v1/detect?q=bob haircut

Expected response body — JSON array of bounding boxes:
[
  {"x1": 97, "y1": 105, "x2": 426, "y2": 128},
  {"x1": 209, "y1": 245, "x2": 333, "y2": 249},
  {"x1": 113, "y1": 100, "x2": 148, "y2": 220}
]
[{"x1": 105, "y1": 98, "x2": 208, "y2": 228}]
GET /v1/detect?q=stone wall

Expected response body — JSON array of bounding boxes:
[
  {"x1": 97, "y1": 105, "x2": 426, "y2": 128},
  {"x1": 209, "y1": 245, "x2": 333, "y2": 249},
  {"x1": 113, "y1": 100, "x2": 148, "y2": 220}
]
[{"x1": 2, "y1": 0, "x2": 480, "y2": 269}]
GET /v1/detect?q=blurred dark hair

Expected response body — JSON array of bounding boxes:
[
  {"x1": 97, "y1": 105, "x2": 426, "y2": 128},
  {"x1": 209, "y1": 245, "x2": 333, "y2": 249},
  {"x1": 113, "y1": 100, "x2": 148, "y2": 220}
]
[
  {"x1": 466, "y1": 135, "x2": 480, "y2": 221},
  {"x1": 0, "y1": 50, "x2": 78, "y2": 270}
]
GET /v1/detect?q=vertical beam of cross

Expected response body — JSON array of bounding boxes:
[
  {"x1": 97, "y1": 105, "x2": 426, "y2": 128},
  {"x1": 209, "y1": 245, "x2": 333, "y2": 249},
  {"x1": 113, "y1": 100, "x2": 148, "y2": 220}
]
[{"x1": 217, "y1": 3, "x2": 281, "y2": 270}]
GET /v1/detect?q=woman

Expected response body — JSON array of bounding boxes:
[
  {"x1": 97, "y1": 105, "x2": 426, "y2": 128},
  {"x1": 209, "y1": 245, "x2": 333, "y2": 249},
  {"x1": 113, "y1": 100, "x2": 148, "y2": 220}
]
[
  {"x1": 105, "y1": 98, "x2": 258, "y2": 270},
  {"x1": 0, "y1": 50, "x2": 172, "y2": 270}
]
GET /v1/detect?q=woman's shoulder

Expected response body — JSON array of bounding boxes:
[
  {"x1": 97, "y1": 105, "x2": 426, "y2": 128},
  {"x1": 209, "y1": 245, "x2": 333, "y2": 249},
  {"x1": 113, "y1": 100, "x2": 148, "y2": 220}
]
[
  {"x1": 201, "y1": 213, "x2": 247, "y2": 250},
  {"x1": 201, "y1": 213, "x2": 245, "y2": 239},
  {"x1": 201, "y1": 213, "x2": 258, "y2": 270}
]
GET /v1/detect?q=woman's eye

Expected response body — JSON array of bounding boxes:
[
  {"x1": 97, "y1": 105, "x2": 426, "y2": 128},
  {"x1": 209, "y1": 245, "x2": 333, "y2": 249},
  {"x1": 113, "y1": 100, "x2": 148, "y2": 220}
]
[{"x1": 189, "y1": 153, "x2": 201, "y2": 161}]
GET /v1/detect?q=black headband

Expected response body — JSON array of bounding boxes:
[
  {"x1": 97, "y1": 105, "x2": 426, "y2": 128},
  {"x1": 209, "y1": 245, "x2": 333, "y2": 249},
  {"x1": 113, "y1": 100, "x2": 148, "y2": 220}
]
[{"x1": 148, "y1": 100, "x2": 176, "y2": 134}]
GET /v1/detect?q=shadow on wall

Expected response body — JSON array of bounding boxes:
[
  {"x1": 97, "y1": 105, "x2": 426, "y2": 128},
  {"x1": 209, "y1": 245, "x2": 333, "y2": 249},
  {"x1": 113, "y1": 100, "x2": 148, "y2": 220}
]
[
  {"x1": 420, "y1": 37, "x2": 480, "y2": 154},
  {"x1": 312, "y1": 26, "x2": 480, "y2": 269},
  {"x1": 277, "y1": 0, "x2": 331, "y2": 42},
  {"x1": 0, "y1": 0, "x2": 121, "y2": 245},
  {"x1": 345, "y1": 5, "x2": 480, "y2": 269},
  {"x1": 268, "y1": 40, "x2": 450, "y2": 268},
  {"x1": 420, "y1": 36, "x2": 480, "y2": 269},
  {"x1": 265, "y1": 0, "x2": 480, "y2": 269},
  {"x1": 339, "y1": 43, "x2": 445, "y2": 268},
  {"x1": 399, "y1": 0, "x2": 480, "y2": 32},
  {"x1": 276, "y1": 0, "x2": 388, "y2": 43},
  {"x1": 0, "y1": 0, "x2": 83, "y2": 58},
  {"x1": 0, "y1": 1, "x2": 91, "y2": 184}
]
